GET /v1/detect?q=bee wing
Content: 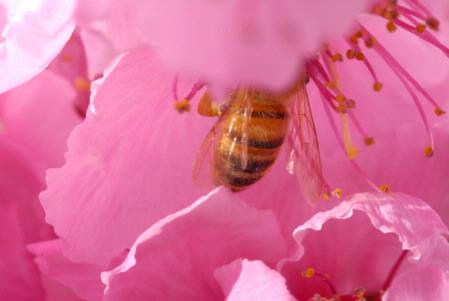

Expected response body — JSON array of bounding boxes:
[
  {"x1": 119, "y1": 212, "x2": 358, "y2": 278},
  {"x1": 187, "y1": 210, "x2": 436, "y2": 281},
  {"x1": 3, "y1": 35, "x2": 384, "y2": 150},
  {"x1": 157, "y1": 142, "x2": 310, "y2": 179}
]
[
  {"x1": 192, "y1": 121, "x2": 219, "y2": 192},
  {"x1": 288, "y1": 84, "x2": 330, "y2": 204}
]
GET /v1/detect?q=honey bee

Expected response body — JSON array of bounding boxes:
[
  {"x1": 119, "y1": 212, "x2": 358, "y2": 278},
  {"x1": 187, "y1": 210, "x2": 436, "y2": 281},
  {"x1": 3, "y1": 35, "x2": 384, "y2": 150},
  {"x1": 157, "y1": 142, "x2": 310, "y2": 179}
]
[{"x1": 193, "y1": 81, "x2": 329, "y2": 203}]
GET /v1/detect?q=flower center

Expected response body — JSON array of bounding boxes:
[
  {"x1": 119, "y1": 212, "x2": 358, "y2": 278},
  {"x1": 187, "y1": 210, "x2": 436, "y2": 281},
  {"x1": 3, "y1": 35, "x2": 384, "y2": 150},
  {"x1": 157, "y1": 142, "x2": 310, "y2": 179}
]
[{"x1": 302, "y1": 250, "x2": 409, "y2": 301}]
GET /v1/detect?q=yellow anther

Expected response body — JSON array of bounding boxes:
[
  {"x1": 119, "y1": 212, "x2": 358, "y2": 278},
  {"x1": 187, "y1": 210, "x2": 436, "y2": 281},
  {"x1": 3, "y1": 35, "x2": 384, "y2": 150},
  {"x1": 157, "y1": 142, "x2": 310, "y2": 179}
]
[
  {"x1": 73, "y1": 77, "x2": 91, "y2": 91},
  {"x1": 383, "y1": 11, "x2": 393, "y2": 20},
  {"x1": 346, "y1": 99, "x2": 356, "y2": 109},
  {"x1": 353, "y1": 288, "x2": 366, "y2": 300},
  {"x1": 373, "y1": 82, "x2": 383, "y2": 92},
  {"x1": 390, "y1": 10, "x2": 399, "y2": 19},
  {"x1": 331, "y1": 53, "x2": 343, "y2": 62},
  {"x1": 424, "y1": 146, "x2": 434, "y2": 157},
  {"x1": 346, "y1": 49, "x2": 356, "y2": 59},
  {"x1": 302, "y1": 267, "x2": 316, "y2": 278},
  {"x1": 350, "y1": 35, "x2": 359, "y2": 44},
  {"x1": 373, "y1": 5, "x2": 385, "y2": 16},
  {"x1": 335, "y1": 94, "x2": 346, "y2": 103},
  {"x1": 434, "y1": 107, "x2": 445, "y2": 116},
  {"x1": 354, "y1": 31, "x2": 363, "y2": 38},
  {"x1": 346, "y1": 146, "x2": 358, "y2": 159},
  {"x1": 326, "y1": 81, "x2": 338, "y2": 90},
  {"x1": 304, "y1": 74, "x2": 310, "y2": 84},
  {"x1": 364, "y1": 37, "x2": 376, "y2": 48},
  {"x1": 364, "y1": 137, "x2": 375, "y2": 146},
  {"x1": 332, "y1": 188, "x2": 343, "y2": 199},
  {"x1": 174, "y1": 99, "x2": 191, "y2": 113},
  {"x1": 355, "y1": 52, "x2": 365, "y2": 61},
  {"x1": 337, "y1": 104, "x2": 347, "y2": 113},
  {"x1": 379, "y1": 184, "x2": 391, "y2": 193},
  {"x1": 426, "y1": 17, "x2": 439, "y2": 31},
  {"x1": 321, "y1": 192, "x2": 330, "y2": 201},
  {"x1": 386, "y1": 21, "x2": 397, "y2": 32},
  {"x1": 61, "y1": 53, "x2": 73, "y2": 63},
  {"x1": 416, "y1": 23, "x2": 426, "y2": 33}
]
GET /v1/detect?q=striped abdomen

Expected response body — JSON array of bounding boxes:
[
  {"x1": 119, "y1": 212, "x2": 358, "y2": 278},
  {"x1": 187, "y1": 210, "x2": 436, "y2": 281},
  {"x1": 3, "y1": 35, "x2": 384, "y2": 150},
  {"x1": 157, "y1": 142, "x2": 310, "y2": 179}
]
[{"x1": 213, "y1": 94, "x2": 289, "y2": 191}]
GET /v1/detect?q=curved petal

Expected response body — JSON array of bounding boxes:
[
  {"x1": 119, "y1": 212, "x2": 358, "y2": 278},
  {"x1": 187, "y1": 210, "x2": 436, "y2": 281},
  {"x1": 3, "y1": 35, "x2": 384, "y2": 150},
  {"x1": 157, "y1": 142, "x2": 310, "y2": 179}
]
[
  {"x1": 383, "y1": 266, "x2": 449, "y2": 301},
  {"x1": 28, "y1": 240, "x2": 104, "y2": 301},
  {"x1": 0, "y1": 0, "x2": 75, "y2": 93},
  {"x1": 129, "y1": 0, "x2": 371, "y2": 90},
  {"x1": 214, "y1": 259, "x2": 297, "y2": 301},
  {"x1": 0, "y1": 139, "x2": 53, "y2": 242},
  {"x1": 279, "y1": 192, "x2": 448, "y2": 299},
  {"x1": 40, "y1": 46, "x2": 216, "y2": 266},
  {"x1": 0, "y1": 70, "x2": 81, "y2": 175},
  {"x1": 0, "y1": 206, "x2": 44, "y2": 300},
  {"x1": 102, "y1": 187, "x2": 289, "y2": 300},
  {"x1": 74, "y1": 0, "x2": 111, "y2": 25}
]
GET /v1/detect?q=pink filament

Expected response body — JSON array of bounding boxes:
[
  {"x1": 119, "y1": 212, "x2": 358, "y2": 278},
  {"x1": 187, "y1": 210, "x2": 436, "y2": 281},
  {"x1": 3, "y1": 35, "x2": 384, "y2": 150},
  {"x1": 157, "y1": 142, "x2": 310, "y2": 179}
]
[
  {"x1": 172, "y1": 74, "x2": 179, "y2": 101},
  {"x1": 307, "y1": 70, "x2": 338, "y2": 111},
  {"x1": 404, "y1": 0, "x2": 431, "y2": 17},
  {"x1": 382, "y1": 250, "x2": 409, "y2": 291},
  {"x1": 396, "y1": 4, "x2": 426, "y2": 21},
  {"x1": 184, "y1": 81, "x2": 205, "y2": 101},
  {"x1": 319, "y1": 89, "x2": 380, "y2": 191},
  {"x1": 360, "y1": 24, "x2": 441, "y2": 108},
  {"x1": 360, "y1": 25, "x2": 435, "y2": 153},
  {"x1": 393, "y1": 19, "x2": 449, "y2": 56},
  {"x1": 348, "y1": 41, "x2": 381, "y2": 84},
  {"x1": 348, "y1": 111, "x2": 370, "y2": 139},
  {"x1": 396, "y1": 69, "x2": 435, "y2": 151},
  {"x1": 309, "y1": 59, "x2": 331, "y2": 83}
]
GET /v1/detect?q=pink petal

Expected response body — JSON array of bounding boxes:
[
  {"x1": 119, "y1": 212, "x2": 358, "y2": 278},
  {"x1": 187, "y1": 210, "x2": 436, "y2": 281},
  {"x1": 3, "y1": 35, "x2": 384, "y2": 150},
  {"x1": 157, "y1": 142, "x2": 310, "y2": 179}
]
[
  {"x1": 0, "y1": 206, "x2": 44, "y2": 300},
  {"x1": 0, "y1": 139, "x2": 53, "y2": 242},
  {"x1": 74, "y1": 0, "x2": 111, "y2": 25},
  {"x1": 279, "y1": 193, "x2": 448, "y2": 299},
  {"x1": 0, "y1": 0, "x2": 76, "y2": 93},
  {"x1": 40, "y1": 47, "x2": 215, "y2": 266},
  {"x1": 79, "y1": 28, "x2": 116, "y2": 79},
  {"x1": 28, "y1": 240, "x2": 105, "y2": 301},
  {"x1": 40, "y1": 278, "x2": 86, "y2": 301},
  {"x1": 102, "y1": 187, "x2": 289, "y2": 300},
  {"x1": 0, "y1": 70, "x2": 81, "y2": 176},
  {"x1": 129, "y1": 0, "x2": 371, "y2": 90},
  {"x1": 214, "y1": 259, "x2": 296, "y2": 301},
  {"x1": 383, "y1": 266, "x2": 449, "y2": 301}
]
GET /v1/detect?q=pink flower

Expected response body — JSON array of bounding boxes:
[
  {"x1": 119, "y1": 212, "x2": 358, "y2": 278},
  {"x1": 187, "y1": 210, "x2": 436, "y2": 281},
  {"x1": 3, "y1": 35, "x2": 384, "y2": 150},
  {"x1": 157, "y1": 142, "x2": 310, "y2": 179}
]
[
  {"x1": 1, "y1": 0, "x2": 446, "y2": 299},
  {"x1": 0, "y1": 0, "x2": 76, "y2": 93},
  {"x1": 98, "y1": 190, "x2": 448, "y2": 300},
  {"x1": 0, "y1": 205, "x2": 45, "y2": 300},
  {"x1": 39, "y1": 37, "x2": 447, "y2": 299}
]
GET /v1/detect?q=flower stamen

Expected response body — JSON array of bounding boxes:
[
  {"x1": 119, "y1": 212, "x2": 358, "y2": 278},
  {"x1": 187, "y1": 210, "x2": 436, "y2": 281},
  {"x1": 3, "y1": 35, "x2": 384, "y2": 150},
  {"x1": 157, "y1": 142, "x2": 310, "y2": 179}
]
[
  {"x1": 172, "y1": 76, "x2": 205, "y2": 113},
  {"x1": 302, "y1": 267, "x2": 337, "y2": 296},
  {"x1": 379, "y1": 184, "x2": 391, "y2": 193},
  {"x1": 381, "y1": 250, "x2": 408, "y2": 291},
  {"x1": 341, "y1": 112, "x2": 358, "y2": 159},
  {"x1": 346, "y1": 39, "x2": 383, "y2": 92}
]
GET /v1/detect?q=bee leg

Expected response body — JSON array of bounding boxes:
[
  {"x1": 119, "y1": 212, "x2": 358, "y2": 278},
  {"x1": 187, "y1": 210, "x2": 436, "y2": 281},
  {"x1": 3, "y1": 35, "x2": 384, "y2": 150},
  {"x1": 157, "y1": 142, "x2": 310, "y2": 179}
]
[{"x1": 197, "y1": 91, "x2": 223, "y2": 117}]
